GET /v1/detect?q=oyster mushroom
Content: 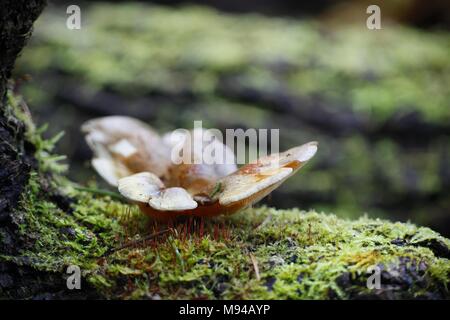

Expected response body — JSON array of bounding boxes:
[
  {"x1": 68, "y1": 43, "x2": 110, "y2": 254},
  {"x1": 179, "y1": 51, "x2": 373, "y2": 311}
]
[
  {"x1": 82, "y1": 116, "x2": 317, "y2": 220},
  {"x1": 82, "y1": 116, "x2": 171, "y2": 185}
]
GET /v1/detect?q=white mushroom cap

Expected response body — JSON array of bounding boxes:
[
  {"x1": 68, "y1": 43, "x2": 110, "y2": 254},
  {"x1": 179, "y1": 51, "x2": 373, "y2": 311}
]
[
  {"x1": 82, "y1": 116, "x2": 171, "y2": 186},
  {"x1": 82, "y1": 116, "x2": 318, "y2": 215},
  {"x1": 109, "y1": 139, "x2": 138, "y2": 158},
  {"x1": 118, "y1": 172, "x2": 163, "y2": 203},
  {"x1": 162, "y1": 127, "x2": 237, "y2": 178},
  {"x1": 91, "y1": 158, "x2": 128, "y2": 186},
  {"x1": 117, "y1": 142, "x2": 317, "y2": 210},
  {"x1": 253, "y1": 141, "x2": 318, "y2": 169},
  {"x1": 277, "y1": 141, "x2": 318, "y2": 166},
  {"x1": 217, "y1": 141, "x2": 318, "y2": 206},
  {"x1": 148, "y1": 187, "x2": 198, "y2": 211},
  {"x1": 118, "y1": 172, "x2": 198, "y2": 211},
  {"x1": 219, "y1": 167, "x2": 293, "y2": 205}
]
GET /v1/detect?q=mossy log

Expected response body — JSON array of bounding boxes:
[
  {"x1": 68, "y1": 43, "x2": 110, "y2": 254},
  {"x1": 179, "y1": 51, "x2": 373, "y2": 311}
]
[
  {"x1": 0, "y1": 93, "x2": 449, "y2": 299},
  {"x1": 1, "y1": 2, "x2": 449, "y2": 300}
]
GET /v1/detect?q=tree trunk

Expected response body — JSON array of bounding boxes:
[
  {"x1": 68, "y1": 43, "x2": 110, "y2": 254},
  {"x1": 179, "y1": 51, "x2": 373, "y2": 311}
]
[
  {"x1": 0, "y1": 0, "x2": 68, "y2": 299},
  {"x1": 0, "y1": 0, "x2": 46, "y2": 257}
]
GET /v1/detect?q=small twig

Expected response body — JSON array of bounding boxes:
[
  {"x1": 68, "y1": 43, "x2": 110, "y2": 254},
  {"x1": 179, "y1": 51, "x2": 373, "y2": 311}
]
[
  {"x1": 254, "y1": 214, "x2": 272, "y2": 230},
  {"x1": 249, "y1": 253, "x2": 261, "y2": 281},
  {"x1": 75, "y1": 186, "x2": 126, "y2": 202},
  {"x1": 307, "y1": 222, "x2": 312, "y2": 244},
  {"x1": 103, "y1": 229, "x2": 170, "y2": 256}
]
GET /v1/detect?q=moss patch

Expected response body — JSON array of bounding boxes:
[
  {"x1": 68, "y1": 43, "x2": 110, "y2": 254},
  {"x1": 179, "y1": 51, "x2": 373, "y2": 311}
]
[
  {"x1": 17, "y1": 4, "x2": 450, "y2": 124},
  {"x1": 1, "y1": 95, "x2": 448, "y2": 299},
  {"x1": 6, "y1": 181, "x2": 450, "y2": 299}
]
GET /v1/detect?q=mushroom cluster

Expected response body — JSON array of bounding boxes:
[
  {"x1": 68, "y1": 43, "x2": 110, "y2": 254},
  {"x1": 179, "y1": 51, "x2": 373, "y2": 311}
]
[{"x1": 82, "y1": 116, "x2": 317, "y2": 220}]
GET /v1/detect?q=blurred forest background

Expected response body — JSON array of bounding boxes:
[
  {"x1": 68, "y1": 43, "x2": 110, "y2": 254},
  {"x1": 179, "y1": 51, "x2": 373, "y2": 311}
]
[{"x1": 12, "y1": 1, "x2": 450, "y2": 236}]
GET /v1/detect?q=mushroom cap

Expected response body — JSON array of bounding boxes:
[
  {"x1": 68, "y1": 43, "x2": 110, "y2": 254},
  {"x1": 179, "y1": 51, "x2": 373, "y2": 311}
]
[
  {"x1": 148, "y1": 187, "x2": 198, "y2": 211},
  {"x1": 163, "y1": 127, "x2": 237, "y2": 194},
  {"x1": 116, "y1": 142, "x2": 318, "y2": 213},
  {"x1": 82, "y1": 116, "x2": 171, "y2": 186},
  {"x1": 218, "y1": 167, "x2": 293, "y2": 206},
  {"x1": 217, "y1": 141, "x2": 318, "y2": 206},
  {"x1": 82, "y1": 116, "x2": 318, "y2": 217},
  {"x1": 118, "y1": 172, "x2": 163, "y2": 203},
  {"x1": 118, "y1": 172, "x2": 198, "y2": 211}
]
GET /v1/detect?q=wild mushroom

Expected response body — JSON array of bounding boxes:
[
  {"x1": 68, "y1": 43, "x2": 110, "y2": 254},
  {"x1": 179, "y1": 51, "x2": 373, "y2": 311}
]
[{"x1": 82, "y1": 116, "x2": 317, "y2": 220}]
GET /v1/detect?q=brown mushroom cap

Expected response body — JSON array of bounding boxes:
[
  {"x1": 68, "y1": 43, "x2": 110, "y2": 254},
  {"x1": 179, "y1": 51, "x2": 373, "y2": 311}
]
[
  {"x1": 217, "y1": 141, "x2": 318, "y2": 206},
  {"x1": 82, "y1": 117, "x2": 318, "y2": 218}
]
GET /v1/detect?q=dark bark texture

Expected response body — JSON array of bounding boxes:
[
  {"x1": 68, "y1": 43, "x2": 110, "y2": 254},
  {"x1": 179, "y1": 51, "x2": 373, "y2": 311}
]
[
  {"x1": 0, "y1": 0, "x2": 59, "y2": 298},
  {"x1": 1, "y1": 0, "x2": 46, "y2": 248},
  {"x1": 0, "y1": 1, "x2": 46, "y2": 98}
]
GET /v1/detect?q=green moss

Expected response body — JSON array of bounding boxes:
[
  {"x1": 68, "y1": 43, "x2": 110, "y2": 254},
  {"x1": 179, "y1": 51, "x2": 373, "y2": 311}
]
[
  {"x1": 6, "y1": 146, "x2": 449, "y2": 299},
  {"x1": 4, "y1": 5, "x2": 450, "y2": 299},
  {"x1": 50, "y1": 203, "x2": 450, "y2": 298},
  {"x1": 6, "y1": 91, "x2": 67, "y2": 174},
  {"x1": 3, "y1": 171, "x2": 450, "y2": 299},
  {"x1": 17, "y1": 4, "x2": 450, "y2": 124}
]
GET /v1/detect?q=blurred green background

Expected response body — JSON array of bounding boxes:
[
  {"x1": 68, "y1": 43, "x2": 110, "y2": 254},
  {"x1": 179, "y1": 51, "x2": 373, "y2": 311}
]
[{"x1": 13, "y1": 1, "x2": 450, "y2": 235}]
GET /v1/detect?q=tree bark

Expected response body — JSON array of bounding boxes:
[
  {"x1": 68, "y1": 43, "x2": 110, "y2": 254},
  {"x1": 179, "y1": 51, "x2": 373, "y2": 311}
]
[
  {"x1": 0, "y1": 0, "x2": 67, "y2": 299},
  {"x1": 1, "y1": 0, "x2": 46, "y2": 248}
]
